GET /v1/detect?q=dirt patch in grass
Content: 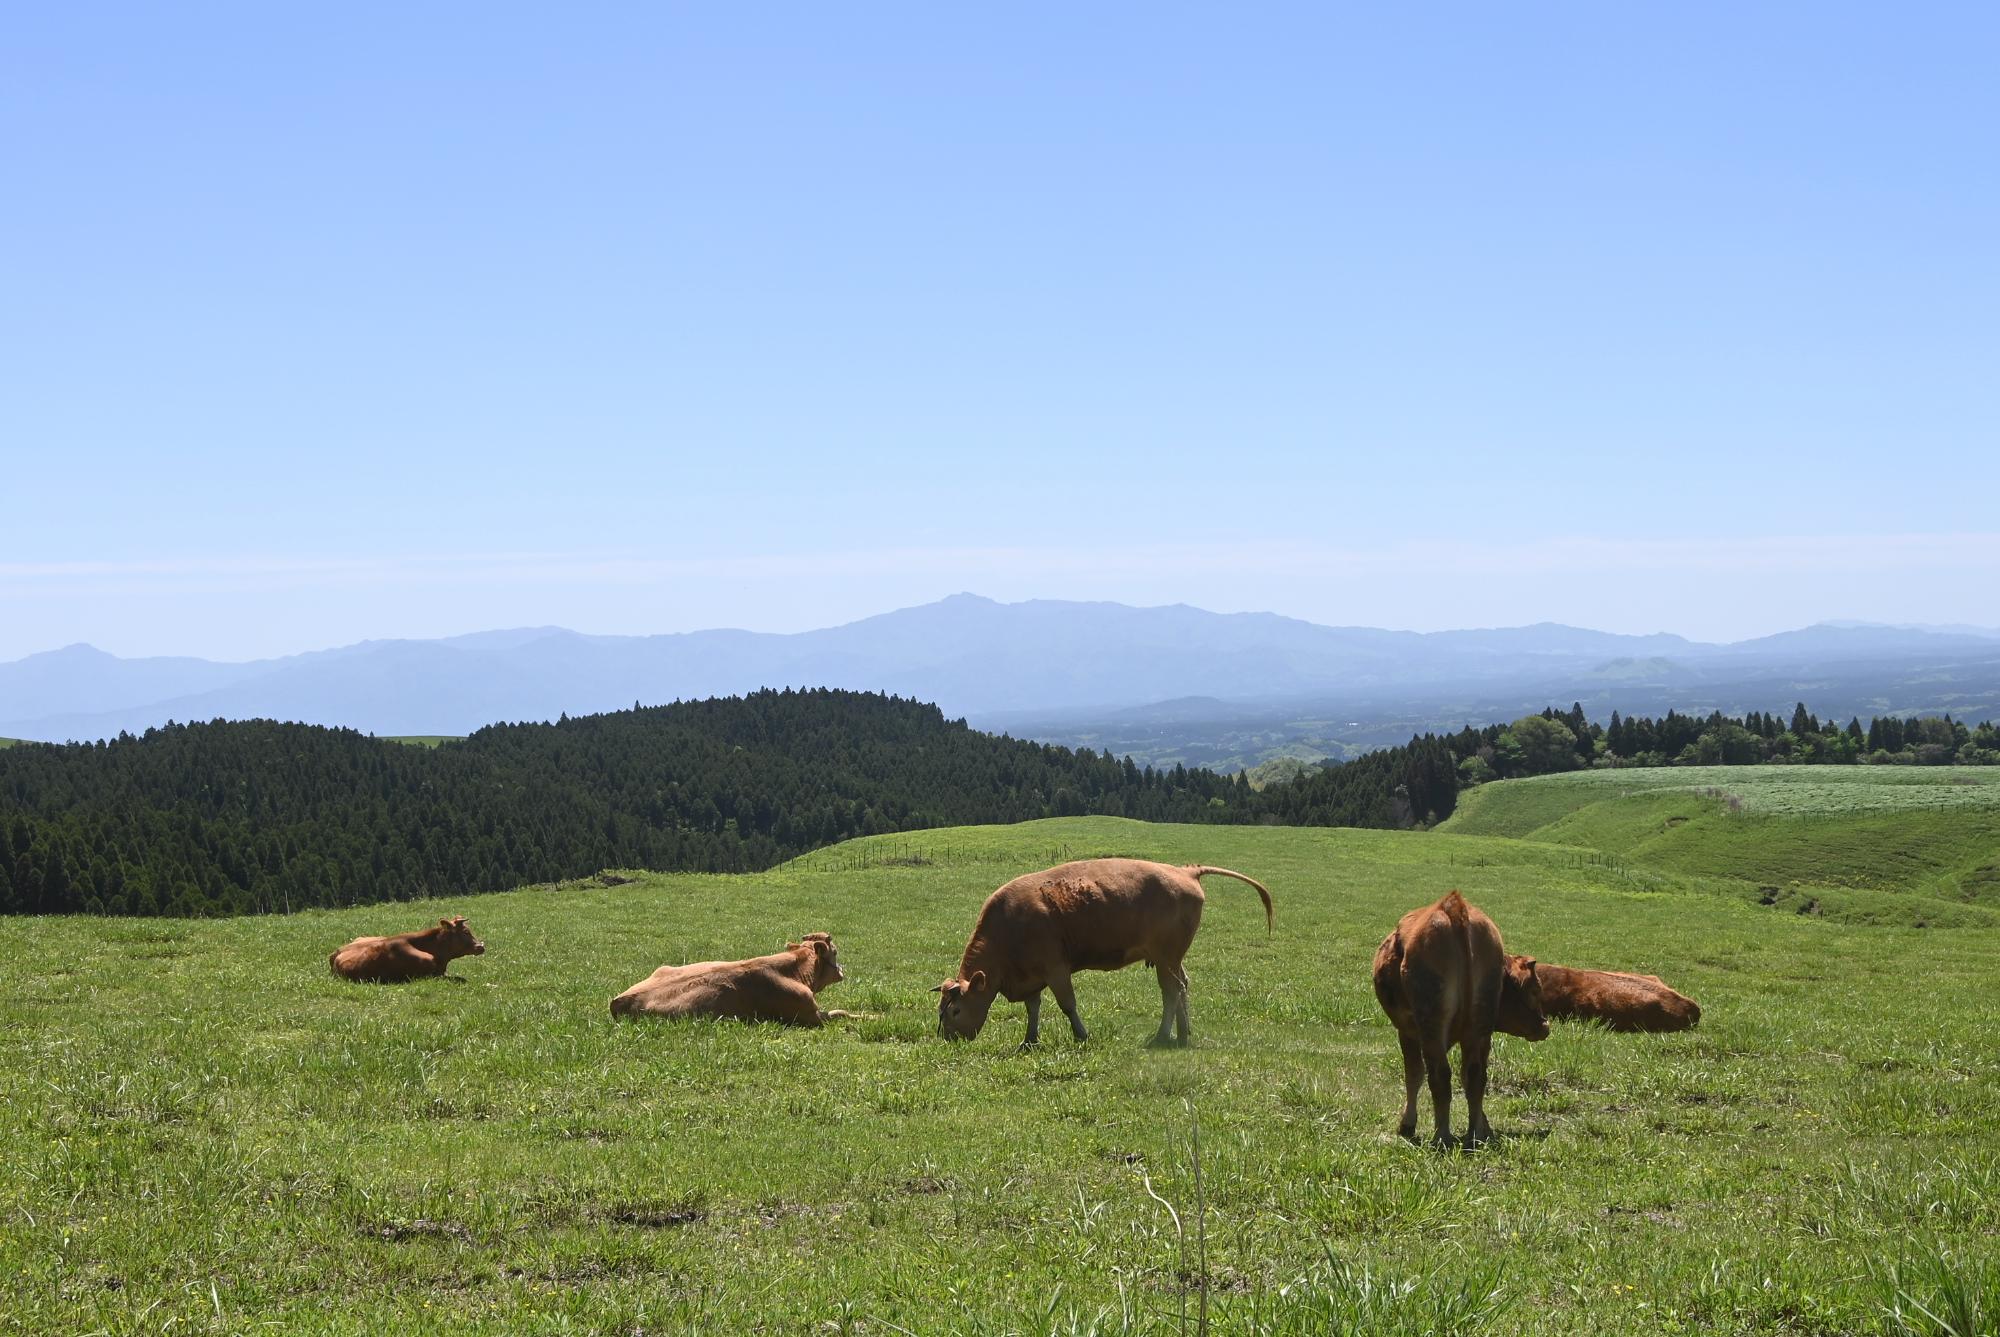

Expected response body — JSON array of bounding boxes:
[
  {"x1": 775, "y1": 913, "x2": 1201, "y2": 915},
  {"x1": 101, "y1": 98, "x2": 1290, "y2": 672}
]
[
  {"x1": 365, "y1": 1218, "x2": 472, "y2": 1243},
  {"x1": 597, "y1": 1201, "x2": 708, "y2": 1229}
]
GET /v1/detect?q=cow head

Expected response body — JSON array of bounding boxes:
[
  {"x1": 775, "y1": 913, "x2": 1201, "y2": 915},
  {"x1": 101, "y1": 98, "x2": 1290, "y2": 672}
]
[
  {"x1": 1498, "y1": 955, "x2": 1549, "y2": 1040},
  {"x1": 435, "y1": 916, "x2": 486, "y2": 960},
  {"x1": 792, "y1": 932, "x2": 844, "y2": 991},
  {"x1": 931, "y1": 971, "x2": 994, "y2": 1040}
]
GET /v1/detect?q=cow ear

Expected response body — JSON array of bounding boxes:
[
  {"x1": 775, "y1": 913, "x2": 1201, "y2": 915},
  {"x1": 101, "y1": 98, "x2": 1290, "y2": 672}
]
[
  {"x1": 967, "y1": 970, "x2": 987, "y2": 992},
  {"x1": 439, "y1": 918, "x2": 453, "y2": 928},
  {"x1": 1519, "y1": 956, "x2": 1537, "y2": 974}
]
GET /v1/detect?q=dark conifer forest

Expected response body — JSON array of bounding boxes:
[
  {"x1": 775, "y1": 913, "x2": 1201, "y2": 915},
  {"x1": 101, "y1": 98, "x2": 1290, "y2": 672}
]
[
  {"x1": 0, "y1": 690, "x2": 1247, "y2": 916},
  {"x1": 4, "y1": 688, "x2": 1993, "y2": 917}
]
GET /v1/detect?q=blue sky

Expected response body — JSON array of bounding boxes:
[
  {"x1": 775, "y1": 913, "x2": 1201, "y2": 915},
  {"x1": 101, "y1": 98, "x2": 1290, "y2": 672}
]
[{"x1": 4, "y1": 4, "x2": 1996, "y2": 661}]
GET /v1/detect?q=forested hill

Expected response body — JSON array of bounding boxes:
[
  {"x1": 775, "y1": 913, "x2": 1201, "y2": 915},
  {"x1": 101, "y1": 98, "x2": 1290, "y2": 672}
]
[{"x1": 0, "y1": 690, "x2": 1248, "y2": 917}]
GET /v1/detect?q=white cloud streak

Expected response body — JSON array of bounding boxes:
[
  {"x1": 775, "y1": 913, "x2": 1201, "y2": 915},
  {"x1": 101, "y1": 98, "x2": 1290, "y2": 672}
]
[{"x1": 5, "y1": 532, "x2": 1997, "y2": 592}]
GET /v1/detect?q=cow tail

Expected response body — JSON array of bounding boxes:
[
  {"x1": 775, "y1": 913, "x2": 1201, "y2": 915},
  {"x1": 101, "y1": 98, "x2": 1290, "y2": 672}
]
[{"x1": 1188, "y1": 866, "x2": 1274, "y2": 935}]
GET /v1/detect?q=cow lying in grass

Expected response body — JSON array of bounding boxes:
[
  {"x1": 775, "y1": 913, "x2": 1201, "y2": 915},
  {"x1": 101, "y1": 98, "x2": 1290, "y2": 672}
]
[
  {"x1": 933, "y1": 858, "x2": 1273, "y2": 1049},
  {"x1": 610, "y1": 933, "x2": 851, "y2": 1025},
  {"x1": 1530, "y1": 961, "x2": 1701, "y2": 1032},
  {"x1": 1373, "y1": 891, "x2": 1548, "y2": 1147},
  {"x1": 329, "y1": 916, "x2": 486, "y2": 982}
]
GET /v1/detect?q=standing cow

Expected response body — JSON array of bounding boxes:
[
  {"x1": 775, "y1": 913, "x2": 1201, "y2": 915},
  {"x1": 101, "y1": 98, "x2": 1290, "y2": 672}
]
[
  {"x1": 610, "y1": 932, "x2": 848, "y2": 1025},
  {"x1": 1372, "y1": 891, "x2": 1547, "y2": 1147},
  {"x1": 1531, "y1": 961, "x2": 1701, "y2": 1032},
  {"x1": 329, "y1": 916, "x2": 487, "y2": 983},
  {"x1": 932, "y1": 858, "x2": 1272, "y2": 1049}
]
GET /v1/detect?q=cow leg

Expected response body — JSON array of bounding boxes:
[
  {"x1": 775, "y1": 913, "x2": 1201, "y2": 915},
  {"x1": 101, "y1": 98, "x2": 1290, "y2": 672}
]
[
  {"x1": 1020, "y1": 991, "x2": 1043, "y2": 1048},
  {"x1": 1422, "y1": 1036, "x2": 1455, "y2": 1147},
  {"x1": 1048, "y1": 974, "x2": 1088, "y2": 1043},
  {"x1": 1462, "y1": 1034, "x2": 1493, "y2": 1147},
  {"x1": 1146, "y1": 965, "x2": 1182, "y2": 1048},
  {"x1": 1396, "y1": 1033, "x2": 1425, "y2": 1141},
  {"x1": 770, "y1": 979, "x2": 823, "y2": 1027},
  {"x1": 406, "y1": 947, "x2": 444, "y2": 979},
  {"x1": 1174, "y1": 966, "x2": 1192, "y2": 1045}
]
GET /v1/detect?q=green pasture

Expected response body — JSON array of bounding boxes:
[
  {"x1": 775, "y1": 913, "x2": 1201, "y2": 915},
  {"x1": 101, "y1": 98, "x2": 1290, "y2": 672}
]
[
  {"x1": 3, "y1": 815, "x2": 1997, "y2": 1334},
  {"x1": 1443, "y1": 767, "x2": 2000, "y2": 926},
  {"x1": 1445, "y1": 765, "x2": 2000, "y2": 830}
]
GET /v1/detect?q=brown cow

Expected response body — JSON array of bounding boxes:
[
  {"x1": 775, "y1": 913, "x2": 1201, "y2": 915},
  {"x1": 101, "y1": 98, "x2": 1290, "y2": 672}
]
[
  {"x1": 329, "y1": 916, "x2": 486, "y2": 983},
  {"x1": 1372, "y1": 891, "x2": 1548, "y2": 1147},
  {"x1": 932, "y1": 858, "x2": 1273, "y2": 1048},
  {"x1": 1531, "y1": 961, "x2": 1701, "y2": 1032},
  {"x1": 610, "y1": 932, "x2": 847, "y2": 1025}
]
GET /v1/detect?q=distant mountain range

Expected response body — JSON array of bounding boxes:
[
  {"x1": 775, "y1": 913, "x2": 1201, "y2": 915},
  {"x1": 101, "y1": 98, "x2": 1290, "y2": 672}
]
[{"x1": 4, "y1": 596, "x2": 1998, "y2": 766}]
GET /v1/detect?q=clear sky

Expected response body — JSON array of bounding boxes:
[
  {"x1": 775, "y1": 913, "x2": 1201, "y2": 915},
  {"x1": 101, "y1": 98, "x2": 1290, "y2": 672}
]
[{"x1": 5, "y1": 4, "x2": 1996, "y2": 661}]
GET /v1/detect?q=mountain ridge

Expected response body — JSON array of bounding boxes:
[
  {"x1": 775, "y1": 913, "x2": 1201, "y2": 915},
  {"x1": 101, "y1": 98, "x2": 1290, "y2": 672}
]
[{"x1": 4, "y1": 596, "x2": 1997, "y2": 745}]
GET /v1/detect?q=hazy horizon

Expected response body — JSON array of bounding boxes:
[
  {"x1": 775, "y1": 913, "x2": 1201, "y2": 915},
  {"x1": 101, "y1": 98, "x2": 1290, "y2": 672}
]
[{"x1": 6, "y1": 585, "x2": 2000, "y2": 668}]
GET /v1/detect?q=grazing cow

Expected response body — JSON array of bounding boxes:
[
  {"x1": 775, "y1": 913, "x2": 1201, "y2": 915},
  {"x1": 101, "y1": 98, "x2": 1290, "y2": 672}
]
[
  {"x1": 932, "y1": 858, "x2": 1273, "y2": 1048},
  {"x1": 1531, "y1": 961, "x2": 1701, "y2": 1033},
  {"x1": 329, "y1": 916, "x2": 486, "y2": 983},
  {"x1": 1372, "y1": 891, "x2": 1548, "y2": 1147},
  {"x1": 610, "y1": 932, "x2": 847, "y2": 1025}
]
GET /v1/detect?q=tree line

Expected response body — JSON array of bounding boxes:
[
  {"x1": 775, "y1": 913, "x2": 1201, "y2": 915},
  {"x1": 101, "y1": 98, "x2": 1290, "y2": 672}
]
[
  {"x1": 3, "y1": 688, "x2": 1992, "y2": 917},
  {"x1": 1153, "y1": 701, "x2": 1996, "y2": 831},
  {"x1": 1333, "y1": 701, "x2": 2000, "y2": 827},
  {"x1": 0, "y1": 690, "x2": 1248, "y2": 917},
  {"x1": 1468, "y1": 701, "x2": 1999, "y2": 780}
]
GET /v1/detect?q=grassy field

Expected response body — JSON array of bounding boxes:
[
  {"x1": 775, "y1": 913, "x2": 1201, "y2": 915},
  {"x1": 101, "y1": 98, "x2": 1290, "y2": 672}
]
[
  {"x1": 1444, "y1": 766, "x2": 2000, "y2": 830},
  {"x1": 3, "y1": 814, "x2": 1997, "y2": 1334},
  {"x1": 1442, "y1": 768, "x2": 2000, "y2": 927}
]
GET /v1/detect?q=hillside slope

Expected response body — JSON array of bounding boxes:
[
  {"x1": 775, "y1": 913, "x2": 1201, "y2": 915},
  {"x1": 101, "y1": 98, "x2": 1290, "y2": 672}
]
[
  {"x1": 1440, "y1": 767, "x2": 2000, "y2": 923},
  {"x1": 1, "y1": 817, "x2": 1992, "y2": 1334}
]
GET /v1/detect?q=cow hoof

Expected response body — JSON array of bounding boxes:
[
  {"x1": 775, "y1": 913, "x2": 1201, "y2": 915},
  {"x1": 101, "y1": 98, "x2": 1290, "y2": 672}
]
[
  {"x1": 1144, "y1": 1034, "x2": 1179, "y2": 1050},
  {"x1": 1017, "y1": 1039, "x2": 1040, "y2": 1052},
  {"x1": 1397, "y1": 1125, "x2": 1420, "y2": 1144}
]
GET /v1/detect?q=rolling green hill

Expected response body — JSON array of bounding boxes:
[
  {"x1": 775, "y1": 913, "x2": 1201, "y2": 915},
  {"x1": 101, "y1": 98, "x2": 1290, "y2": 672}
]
[
  {"x1": 2, "y1": 815, "x2": 1995, "y2": 1333},
  {"x1": 1440, "y1": 767, "x2": 2000, "y2": 925}
]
